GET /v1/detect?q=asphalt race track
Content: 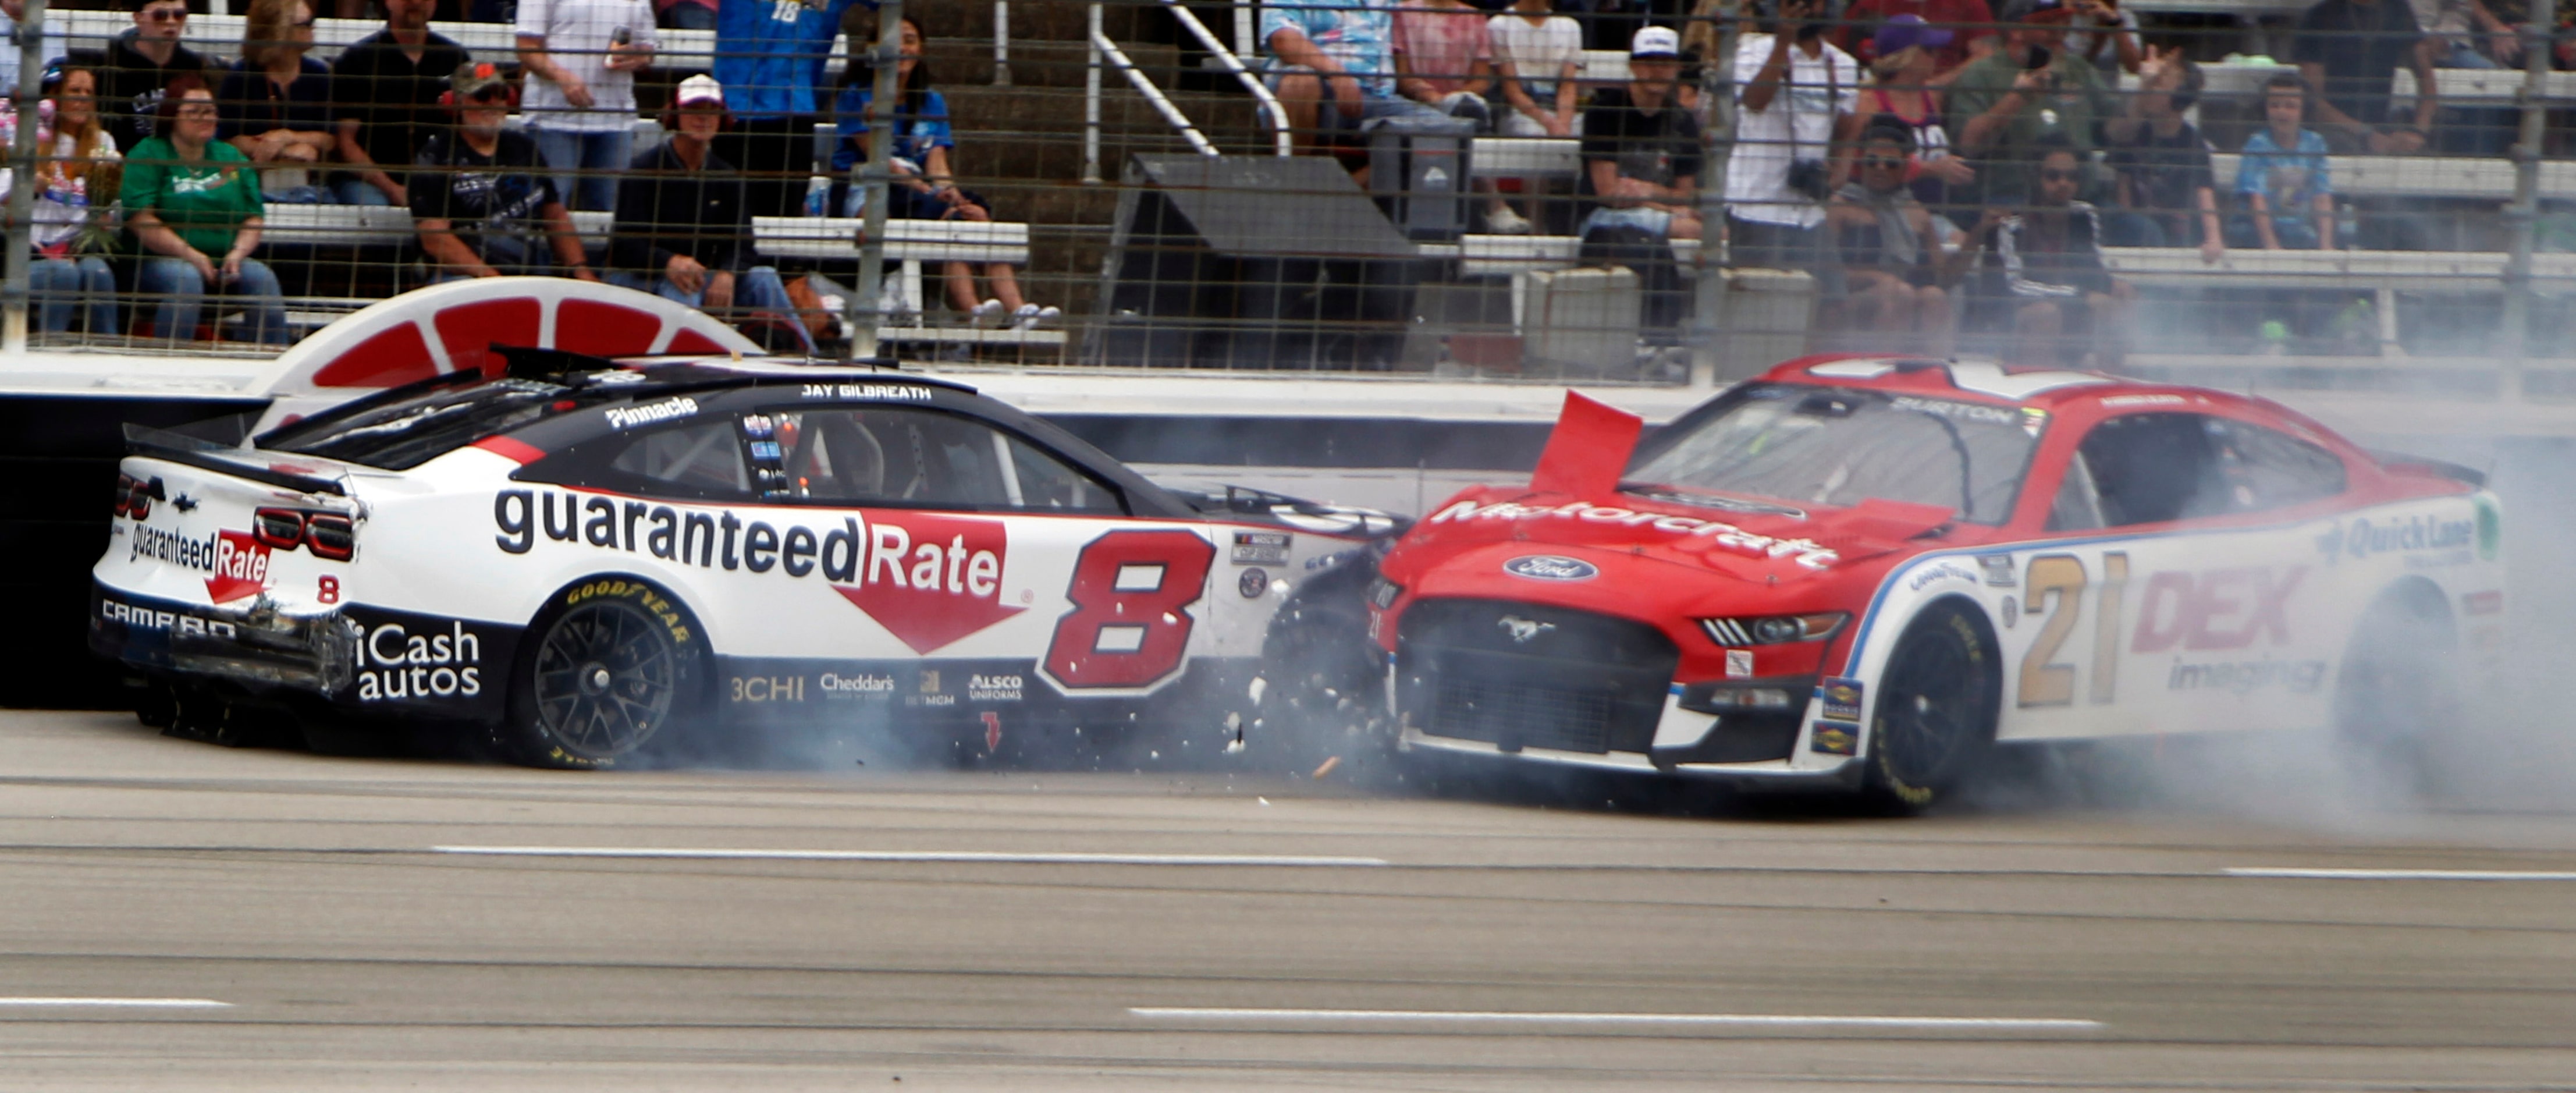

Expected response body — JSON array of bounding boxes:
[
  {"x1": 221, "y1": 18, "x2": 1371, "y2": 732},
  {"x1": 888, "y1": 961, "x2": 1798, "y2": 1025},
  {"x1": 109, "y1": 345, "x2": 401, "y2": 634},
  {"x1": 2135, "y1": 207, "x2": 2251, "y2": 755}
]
[{"x1": 6, "y1": 709, "x2": 2576, "y2": 1091}]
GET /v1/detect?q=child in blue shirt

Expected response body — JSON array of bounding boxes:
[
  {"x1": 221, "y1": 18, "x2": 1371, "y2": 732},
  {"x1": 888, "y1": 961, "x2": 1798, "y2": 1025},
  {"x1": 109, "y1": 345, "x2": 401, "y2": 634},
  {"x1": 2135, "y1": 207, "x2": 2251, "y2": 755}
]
[{"x1": 2232, "y1": 73, "x2": 2336, "y2": 250}]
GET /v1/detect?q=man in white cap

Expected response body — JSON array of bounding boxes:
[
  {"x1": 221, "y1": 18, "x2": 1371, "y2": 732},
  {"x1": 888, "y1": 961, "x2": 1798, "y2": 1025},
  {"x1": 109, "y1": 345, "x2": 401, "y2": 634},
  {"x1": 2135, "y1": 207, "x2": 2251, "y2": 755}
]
[
  {"x1": 1729, "y1": 0, "x2": 1859, "y2": 276},
  {"x1": 608, "y1": 74, "x2": 814, "y2": 353},
  {"x1": 1577, "y1": 26, "x2": 1704, "y2": 244}
]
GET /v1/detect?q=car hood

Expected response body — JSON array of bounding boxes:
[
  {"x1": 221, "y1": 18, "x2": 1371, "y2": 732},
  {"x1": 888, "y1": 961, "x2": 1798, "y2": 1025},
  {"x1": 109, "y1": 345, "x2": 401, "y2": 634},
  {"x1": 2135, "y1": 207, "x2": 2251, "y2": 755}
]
[{"x1": 1394, "y1": 485, "x2": 1953, "y2": 587}]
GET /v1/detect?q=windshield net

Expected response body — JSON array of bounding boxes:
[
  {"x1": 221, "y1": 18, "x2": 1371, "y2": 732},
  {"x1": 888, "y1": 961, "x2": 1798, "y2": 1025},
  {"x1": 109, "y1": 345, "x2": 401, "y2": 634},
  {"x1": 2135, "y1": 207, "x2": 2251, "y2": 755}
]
[
  {"x1": 264, "y1": 378, "x2": 584, "y2": 470},
  {"x1": 1626, "y1": 385, "x2": 2042, "y2": 524}
]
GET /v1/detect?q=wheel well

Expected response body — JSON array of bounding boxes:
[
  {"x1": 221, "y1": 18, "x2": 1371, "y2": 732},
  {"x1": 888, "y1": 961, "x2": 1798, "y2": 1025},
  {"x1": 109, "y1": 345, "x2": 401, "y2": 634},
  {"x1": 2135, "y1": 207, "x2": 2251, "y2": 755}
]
[{"x1": 2358, "y1": 576, "x2": 2456, "y2": 643}]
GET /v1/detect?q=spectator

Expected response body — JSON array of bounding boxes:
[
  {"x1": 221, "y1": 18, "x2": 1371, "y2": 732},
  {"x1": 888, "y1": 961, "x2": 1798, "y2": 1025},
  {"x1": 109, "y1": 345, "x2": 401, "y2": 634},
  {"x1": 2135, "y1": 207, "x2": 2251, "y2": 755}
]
[
  {"x1": 1828, "y1": 118, "x2": 1971, "y2": 354},
  {"x1": 2410, "y1": 0, "x2": 2513, "y2": 68},
  {"x1": 0, "y1": 0, "x2": 67, "y2": 99},
  {"x1": 330, "y1": 0, "x2": 470, "y2": 207},
  {"x1": 1393, "y1": 0, "x2": 1497, "y2": 126},
  {"x1": 1855, "y1": 15, "x2": 1976, "y2": 224},
  {"x1": 1487, "y1": 0, "x2": 1583, "y2": 232},
  {"x1": 1263, "y1": 0, "x2": 1448, "y2": 160},
  {"x1": 1959, "y1": 137, "x2": 2132, "y2": 364},
  {"x1": 122, "y1": 75, "x2": 291, "y2": 344},
  {"x1": 2231, "y1": 73, "x2": 2337, "y2": 251},
  {"x1": 2056, "y1": 0, "x2": 2141, "y2": 79},
  {"x1": 97, "y1": 0, "x2": 213, "y2": 152},
  {"x1": 216, "y1": 0, "x2": 335, "y2": 204},
  {"x1": 1728, "y1": 8, "x2": 1856, "y2": 266},
  {"x1": 2101, "y1": 46, "x2": 2223, "y2": 260},
  {"x1": 714, "y1": 0, "x2": 867, "y2": 218},
  {"x1": 2, "y1": 64, "x2": 125, "y2": 335},
  {"x1": 613, "y1": 76, "x2": 814, "y2": 353},
  {"x1": 658, "y1": 0, "x2": 715, "y2": 32},
  {"x1": 832, "y1": 17, "x2": 1057, "y2": 330},
  {"x1": 516, "y1": 0, "x2": 656, "y2": 212},
  {"x1": 2293, "y1": 0, "x2": 2437, "y2": 154},
  {"x1": 1836, "y1": 0, "x2": 1997, "y2": 84},
  {"x1": 1946, "y1": 0, "x2": 2117, "y2": 204},
  {"x1": 411, "y1": 61, "x2": 602, "y2": 282}
]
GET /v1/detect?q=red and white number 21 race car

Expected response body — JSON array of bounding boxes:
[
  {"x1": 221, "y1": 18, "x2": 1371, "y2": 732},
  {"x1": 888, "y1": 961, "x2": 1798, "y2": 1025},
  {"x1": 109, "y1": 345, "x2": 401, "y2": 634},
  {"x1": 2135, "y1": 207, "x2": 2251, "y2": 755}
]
[
  {"x1": 1372, "y1": 356, "x2": 2505, "y2": 808},
  {"x1": 93, "y1": 347, "x2": 1397, "y2": 768}
]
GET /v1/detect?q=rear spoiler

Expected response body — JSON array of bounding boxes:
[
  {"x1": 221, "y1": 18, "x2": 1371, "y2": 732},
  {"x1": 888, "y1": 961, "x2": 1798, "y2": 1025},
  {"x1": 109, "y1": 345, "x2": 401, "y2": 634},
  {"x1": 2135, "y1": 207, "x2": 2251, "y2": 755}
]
[
  {"x1": 124, "y1": 424, "x2": 349, "y2": 496},
  {"x1": 2369, "y1": 449, "x2": 2487, "y2": 488}
]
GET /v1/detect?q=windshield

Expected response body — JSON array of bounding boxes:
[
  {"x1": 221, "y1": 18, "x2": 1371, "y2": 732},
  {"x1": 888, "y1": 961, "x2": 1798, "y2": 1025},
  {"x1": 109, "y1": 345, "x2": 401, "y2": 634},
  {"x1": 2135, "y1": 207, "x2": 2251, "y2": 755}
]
[
  {"x1": 264, "y1": 378, "x2": 595, "y2": 470},
  {"x1": 1626, "y1": 384, "x2": 2044, "y2": 524}
]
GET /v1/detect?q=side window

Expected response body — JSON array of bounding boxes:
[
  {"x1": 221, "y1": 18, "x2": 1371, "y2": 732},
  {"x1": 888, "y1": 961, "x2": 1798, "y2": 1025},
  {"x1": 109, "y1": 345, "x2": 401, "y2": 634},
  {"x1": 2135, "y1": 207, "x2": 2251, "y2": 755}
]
[
  {"x1": 2070, "y1": 413, "x2": 2347, "y2": 529},
  {"x1": 756, "y1": 407, "x2": 1124, "y2": 513},
  {"x1": 2204, "y1": 417, "x2": 2347, "y2": 512},
  {"x1": 2073, "y1": 413, "x2": 2218, "y2": 527},
  {"x1": 590, "y1": 419, "x2": 752, "y2": 500},
  {"x1": 2045, "y1": 450, "x2": 2106, "y2": 532}
]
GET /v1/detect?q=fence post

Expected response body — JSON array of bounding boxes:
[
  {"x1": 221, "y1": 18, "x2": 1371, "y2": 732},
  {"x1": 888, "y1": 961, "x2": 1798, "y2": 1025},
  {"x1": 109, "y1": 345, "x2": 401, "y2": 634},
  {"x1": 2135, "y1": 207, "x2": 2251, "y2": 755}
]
[
  {"x1": 2497, "y1": 0, "x2": 2556, "y2": 392},
  {"x1": 2, "y1": 0, "x2": 45, "y2": 356},
  {"x1": 1083, "y1": 2, "x2": 1104, "y2": 184},
  {"x1": 992, "y1": 0, "x2": 1010, "y2": 86},
  {"x1": 846, "y1": 0, "x2": 904, "y2": 364}
]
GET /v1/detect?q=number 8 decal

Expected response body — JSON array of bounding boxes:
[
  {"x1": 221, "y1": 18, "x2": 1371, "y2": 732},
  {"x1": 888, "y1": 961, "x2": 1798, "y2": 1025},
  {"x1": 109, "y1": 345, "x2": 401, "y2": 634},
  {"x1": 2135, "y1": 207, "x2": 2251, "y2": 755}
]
[{"x1": 1044, "y1": 529, "x2": 1216, "y2": 689}]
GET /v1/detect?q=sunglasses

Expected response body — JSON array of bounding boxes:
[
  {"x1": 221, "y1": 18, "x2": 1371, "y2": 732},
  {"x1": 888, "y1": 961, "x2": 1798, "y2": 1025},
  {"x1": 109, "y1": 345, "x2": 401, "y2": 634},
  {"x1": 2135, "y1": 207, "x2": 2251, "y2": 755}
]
[
  {"x1": 141, "y1": 8, "x2": 187, "y2": 20},
  {"x1": 1862, "y1": 155, "x2": 1906, "y2": 169},
  {"x1": 2039, "y1": 168, "x2": 2080, "y2": 182},
  {"x1": 466, "y1": 90, "x2": 510, "y2": 104}
]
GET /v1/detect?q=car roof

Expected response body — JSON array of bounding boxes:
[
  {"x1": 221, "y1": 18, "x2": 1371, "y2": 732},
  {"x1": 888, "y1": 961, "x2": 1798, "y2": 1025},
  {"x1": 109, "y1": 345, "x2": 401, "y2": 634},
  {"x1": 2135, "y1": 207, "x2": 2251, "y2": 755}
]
[
  {"x1": 603, "y1": 357, "x2": 981, "y2": 394},
  {"x1": 1761, "y1": 354, "x2": 2304, "y2": 421}
]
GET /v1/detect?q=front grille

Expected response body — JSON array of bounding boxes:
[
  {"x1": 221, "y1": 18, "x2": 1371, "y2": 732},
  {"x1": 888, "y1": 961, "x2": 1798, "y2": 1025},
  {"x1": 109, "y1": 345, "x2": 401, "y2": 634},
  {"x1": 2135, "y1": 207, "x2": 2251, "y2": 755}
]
[{"x1": 1398, "y1": 598, "x2": 1678, "y2": 755}]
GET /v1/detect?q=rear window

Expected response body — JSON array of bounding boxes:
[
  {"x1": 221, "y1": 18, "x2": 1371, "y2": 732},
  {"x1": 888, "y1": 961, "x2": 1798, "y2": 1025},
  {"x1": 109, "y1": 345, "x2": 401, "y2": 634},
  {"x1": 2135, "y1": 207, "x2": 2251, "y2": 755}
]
[{"x1": 263, "y1": 378, "x2": 590, "y2": 470}]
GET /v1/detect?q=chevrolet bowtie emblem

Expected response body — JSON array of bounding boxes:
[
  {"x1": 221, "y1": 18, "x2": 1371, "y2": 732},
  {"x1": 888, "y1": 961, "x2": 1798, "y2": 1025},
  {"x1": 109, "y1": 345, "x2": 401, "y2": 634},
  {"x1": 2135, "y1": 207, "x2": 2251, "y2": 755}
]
[{"x1": 1497, "y1": 616, "x2": 1555, "y2": 644}]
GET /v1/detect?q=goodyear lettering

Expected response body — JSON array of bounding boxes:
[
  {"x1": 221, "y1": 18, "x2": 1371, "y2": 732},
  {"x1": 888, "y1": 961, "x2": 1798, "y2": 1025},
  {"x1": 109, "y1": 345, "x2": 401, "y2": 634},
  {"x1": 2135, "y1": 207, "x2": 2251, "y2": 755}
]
[
  {"x1": 353, "y1": 620, "x2": 484, "y2": 702},
  {"x1": 1427, "y1": 499, "x2": 1840, "y2": 570}
]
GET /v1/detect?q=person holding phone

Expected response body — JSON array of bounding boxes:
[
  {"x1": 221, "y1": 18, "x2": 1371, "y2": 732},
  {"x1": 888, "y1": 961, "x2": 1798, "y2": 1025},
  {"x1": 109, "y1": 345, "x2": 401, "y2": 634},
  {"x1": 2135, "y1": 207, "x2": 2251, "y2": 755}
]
[
  {"x1": 516, "y1": 0, "x2": 656, "y2": 212},
  {"x1": 1945, "y1": 0, "x2": 2117, "y2": 205},
  {"x1": 1728, "y1": 2, "x2": 1859, "y2": 275}
]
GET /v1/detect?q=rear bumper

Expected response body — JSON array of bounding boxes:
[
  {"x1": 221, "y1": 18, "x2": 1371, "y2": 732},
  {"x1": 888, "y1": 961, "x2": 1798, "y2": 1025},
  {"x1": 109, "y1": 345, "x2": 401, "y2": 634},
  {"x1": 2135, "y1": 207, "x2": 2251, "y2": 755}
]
[{"x1": 91, "y1": 582, "x2": 357, "y2": 695}]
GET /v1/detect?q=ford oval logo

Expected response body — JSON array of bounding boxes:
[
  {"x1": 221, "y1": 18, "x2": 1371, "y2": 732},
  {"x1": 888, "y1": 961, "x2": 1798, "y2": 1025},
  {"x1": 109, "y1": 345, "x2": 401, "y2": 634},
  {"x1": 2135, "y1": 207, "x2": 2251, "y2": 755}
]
[{"x1": 1503, "y1": 555, "x2": 1598, "y2": 581}]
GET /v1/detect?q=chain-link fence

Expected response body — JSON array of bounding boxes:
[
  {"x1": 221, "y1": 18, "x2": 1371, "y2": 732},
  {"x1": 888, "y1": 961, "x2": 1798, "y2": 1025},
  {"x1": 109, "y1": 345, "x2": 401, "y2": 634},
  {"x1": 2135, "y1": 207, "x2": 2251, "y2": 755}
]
[{"x1": 3, "y1": 0, "x2": 2572, "y2": 388}]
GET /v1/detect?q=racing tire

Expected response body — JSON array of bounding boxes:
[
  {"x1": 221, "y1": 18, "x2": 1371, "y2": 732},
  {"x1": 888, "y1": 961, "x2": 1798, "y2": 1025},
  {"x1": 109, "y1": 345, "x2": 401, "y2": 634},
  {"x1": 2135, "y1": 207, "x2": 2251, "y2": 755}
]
[
  {"x1": 1864, "y1": 599, "x2": 2003, "y2": 813},
  {"x1": 1255, "y1": 563, "x2": 1390, "y2": 774},
  {"x1": 499, "y1": 576, "x2": 709, "y2": 771},
  {"x1": 2330, "y1": 581, "x2": 2460, "y2": 805}
]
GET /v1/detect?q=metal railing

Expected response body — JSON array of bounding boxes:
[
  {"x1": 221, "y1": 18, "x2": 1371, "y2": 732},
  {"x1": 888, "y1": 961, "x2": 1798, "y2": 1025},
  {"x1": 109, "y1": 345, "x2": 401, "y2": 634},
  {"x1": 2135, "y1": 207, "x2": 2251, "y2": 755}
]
[{"x1": 1082, "y1": 0, "x2": 1289, "y2": 184}]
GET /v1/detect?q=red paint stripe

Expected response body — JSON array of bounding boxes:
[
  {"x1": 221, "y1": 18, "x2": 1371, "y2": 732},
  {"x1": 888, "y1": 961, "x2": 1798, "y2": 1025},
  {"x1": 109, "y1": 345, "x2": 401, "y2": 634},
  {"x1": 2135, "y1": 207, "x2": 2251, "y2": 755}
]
[{"x1": 471, "y1": 435, "x2": 547, "y2": 465}]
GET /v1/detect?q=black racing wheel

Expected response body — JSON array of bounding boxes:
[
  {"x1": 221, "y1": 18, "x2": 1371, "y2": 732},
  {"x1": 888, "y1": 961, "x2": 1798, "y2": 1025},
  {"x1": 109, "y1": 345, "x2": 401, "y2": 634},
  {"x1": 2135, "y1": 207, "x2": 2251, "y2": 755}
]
[
  {"x1": 2332, "y1": 580, "x2": 2460, "y2": 804},
  {"x1": 1867, "y1": 599, "x2": 2003, "y2": 812},
  {"x1": 500, "y1": 577, "x2": 706, "y2": 770}
]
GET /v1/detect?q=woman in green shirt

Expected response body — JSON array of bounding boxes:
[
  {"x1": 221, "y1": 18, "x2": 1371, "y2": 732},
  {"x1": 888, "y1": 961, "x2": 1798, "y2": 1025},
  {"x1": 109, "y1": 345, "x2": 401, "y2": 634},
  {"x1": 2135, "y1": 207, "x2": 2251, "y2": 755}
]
[{"x1": 122, "y1": 74, "x2": 290, "y2": 344}]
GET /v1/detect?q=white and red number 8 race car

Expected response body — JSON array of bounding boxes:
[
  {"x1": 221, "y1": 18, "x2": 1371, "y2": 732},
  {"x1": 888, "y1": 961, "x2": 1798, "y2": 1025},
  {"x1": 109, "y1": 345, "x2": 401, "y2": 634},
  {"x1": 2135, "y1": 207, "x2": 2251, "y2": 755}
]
[{"x1": 91, "y1": 346, "x2": 1396, "y2": 768}]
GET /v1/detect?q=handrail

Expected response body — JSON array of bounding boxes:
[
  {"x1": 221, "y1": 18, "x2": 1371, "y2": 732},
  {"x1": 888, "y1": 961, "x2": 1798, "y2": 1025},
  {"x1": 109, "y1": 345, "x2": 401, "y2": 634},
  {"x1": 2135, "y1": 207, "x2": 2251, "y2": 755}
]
[
  {"x1": 1162, "y1": 0, "x2": 1292, "y2": 159},
  {"x1": 1093, "y1": 30, "x2": 1219, "y2": 164}
]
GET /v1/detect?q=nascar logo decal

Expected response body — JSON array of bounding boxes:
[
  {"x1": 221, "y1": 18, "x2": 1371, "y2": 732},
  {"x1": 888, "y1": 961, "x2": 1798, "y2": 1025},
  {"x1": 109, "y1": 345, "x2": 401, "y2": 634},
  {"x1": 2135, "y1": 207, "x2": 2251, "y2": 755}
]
[{"x1": 1502, "y1": 555, "x2": 1597, "y2": 581}]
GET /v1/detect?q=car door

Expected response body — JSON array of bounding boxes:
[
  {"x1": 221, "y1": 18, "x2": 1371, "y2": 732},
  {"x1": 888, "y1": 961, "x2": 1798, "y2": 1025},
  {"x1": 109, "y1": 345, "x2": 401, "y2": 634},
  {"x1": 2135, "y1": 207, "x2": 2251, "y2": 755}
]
[
  {"x1": 1993, "y1": 410, "x2": 2354, "y2": 742},
  {"x1": 716, "y1": 401, "x2": 1226, "y2": 724}
]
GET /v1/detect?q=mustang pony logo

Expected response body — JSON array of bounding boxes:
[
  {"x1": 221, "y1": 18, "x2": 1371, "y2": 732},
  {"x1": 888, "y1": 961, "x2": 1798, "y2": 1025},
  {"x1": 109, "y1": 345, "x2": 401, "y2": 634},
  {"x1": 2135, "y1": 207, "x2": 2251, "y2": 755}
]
[{"x1": 1496, "y1": 616, "x2": 1556, "y2": 644}]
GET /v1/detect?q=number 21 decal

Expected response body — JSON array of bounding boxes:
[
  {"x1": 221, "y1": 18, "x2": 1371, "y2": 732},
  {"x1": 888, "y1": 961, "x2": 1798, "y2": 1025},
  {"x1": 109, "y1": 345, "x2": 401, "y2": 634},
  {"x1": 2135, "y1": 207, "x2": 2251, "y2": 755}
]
[
  {"x1": 2016, "y1": 551, "x2": 2127, "y2": 708},
  {"x1": 1043, "y1": 529, "x2": 1216, "y2": 689}
]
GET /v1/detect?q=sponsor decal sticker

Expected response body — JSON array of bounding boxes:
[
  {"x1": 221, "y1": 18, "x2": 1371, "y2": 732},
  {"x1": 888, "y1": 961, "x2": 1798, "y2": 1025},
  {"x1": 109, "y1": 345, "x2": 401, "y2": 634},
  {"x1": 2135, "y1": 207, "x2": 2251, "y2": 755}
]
[
  {"x1": 2132, "y1": 566, "x2": 2302, "y2": 652},
  {"x1": 203, "y1": 530, "x2": 272, "y2": 605},
  {"x1": 1725, "y1": 650, "x2": 1754, "y2": 679},
  {"x1": 1431, "y1": 500, "x2": 1839, "y2": 570},
  {"x1": 730, "y1": 675, "x2": 805, "y2": 702},
  {"x1": 2463, "y1": 590, "x2": 2503, "y2": 616},
  {"x1": 1888, "y1": 395, "x2": 2021, "y2": 426},
  {"x1": 1976, "y1": 554, "x2": 2018, "y2": 588},
  {"x1": 1810, "y1": 721, "x2": 1859, "y2": 755},
  {"x1": 2165, "y1": 656, "x2": 2328, "y2": 695},
  {"x1": 2001, "y1": 595, "x2": 2020, "y2": 628},
  {"x1": 353, "y1": 619, "x2": 485, "y2": 702},
  {"x1": 604, "y1": 396, "x2": 699, "y2": 430},
  {"x1": 1502, "y1": 555, "x2": 1598, "y2": 581},
  {"x1": 968, "y1": 673, "x2": 1025, "y2": 702},
  {"x1": 1231, "y1": 531, "x2": 1291, "y2": 566},
  {"x1": 1818, "y1": 677, "x2": 1864, "y2": 721},
  {"x1": 909, "y1": 669, "x2": 955, "y2": 708},
  {"x1": 818, "y1": 670, "x2": 897, "y2": 699},
  {"x1": 2315, "y1": 514, "x2": 2475, "y2": 564},
  {"x1": 2099, "y1": 393, "x2": 2187, "y2": 407},
  {"x1": 982, "y1": 710, "x2": 1003, "y2": 753},
  {"x1": 1238, "y1": 567, "x2": 1270, "y2": 599},
  {"x1": 100, "y1": 597, "x2": 239, "y2": 640}
]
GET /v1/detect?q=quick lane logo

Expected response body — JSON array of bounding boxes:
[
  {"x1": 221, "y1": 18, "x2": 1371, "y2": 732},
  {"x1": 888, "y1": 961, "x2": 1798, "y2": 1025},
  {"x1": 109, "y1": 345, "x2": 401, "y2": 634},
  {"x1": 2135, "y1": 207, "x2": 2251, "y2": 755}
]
[
  {"x1": 354, "y1": 620, "x2": 482, "y2": 701},
  {"x1": 605, "y1": 396, "x2": 699, "y2": 430},
  {"x1": 495, "y1": 490, "x2": 1025, "y2": 654},
  {"x1": 1430, "y1": 499, "x2": 1839, "y2": 570},
  {"x1": 2315, "y1": 514, "x2": 2474, "y2": 563}
]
